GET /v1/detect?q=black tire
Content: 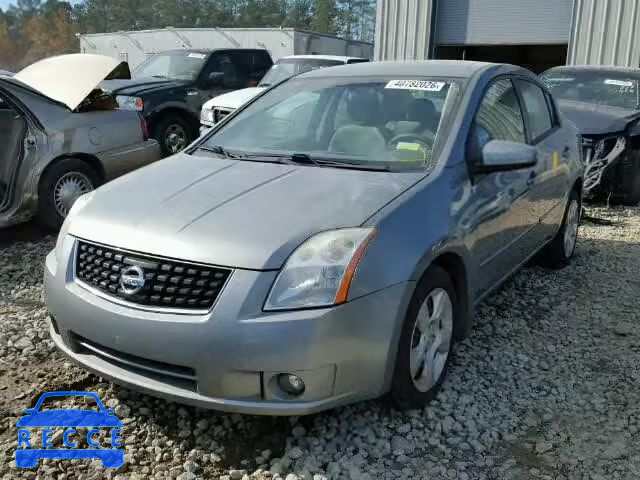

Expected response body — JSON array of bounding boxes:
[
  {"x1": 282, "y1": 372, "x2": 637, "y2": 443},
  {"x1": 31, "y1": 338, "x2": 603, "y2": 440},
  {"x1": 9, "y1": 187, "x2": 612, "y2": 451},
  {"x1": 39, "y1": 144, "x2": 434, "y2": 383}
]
[
  {"x1": 391, "y1": 265, "x2": 458, "y2": 410},
  {"x1": 153, "y1": 113, "x2": 194, "y2": 157},
  {"x1": 36, "y1": 158, "x2": 99, "y2": 230},
  {"x1": 538, "y1": 189, "x2": 581, "y2": 269}
]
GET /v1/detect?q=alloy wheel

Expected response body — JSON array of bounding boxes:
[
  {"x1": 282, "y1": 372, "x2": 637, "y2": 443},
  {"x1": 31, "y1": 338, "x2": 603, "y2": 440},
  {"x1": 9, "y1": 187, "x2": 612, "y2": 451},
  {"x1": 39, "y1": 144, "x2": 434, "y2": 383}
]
[
  {"x1": 563, "y1": 199, "x2": 580, "y2": 257},
  {"x1": 410, "y1": 287, "x2": 454, "y2": 392}
]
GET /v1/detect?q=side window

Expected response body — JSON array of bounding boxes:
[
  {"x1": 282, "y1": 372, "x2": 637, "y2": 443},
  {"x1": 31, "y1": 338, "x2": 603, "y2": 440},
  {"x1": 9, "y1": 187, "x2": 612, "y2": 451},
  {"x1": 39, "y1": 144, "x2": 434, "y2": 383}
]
[
  {"x1": 252, "y1": 52, "x2": 273, "y2": 81},
  {"x1": 207, "y1": 53, "x2": 240, "y2": 88},
  {"x1": 545, "y1": 92, "x2": 560, "y2": 127},
  {"x1": 470, "y1": 78, "x2": 525, "y2": 162},
  {"x1": 476, "y1": 78, "x2": 525, "y2": 144},
  {"x1": 219, "y1": 51, "x2": 272, "y2": 89},
  {"x1": 515, "y1": 80, "x2": 554, "y2": 142}
]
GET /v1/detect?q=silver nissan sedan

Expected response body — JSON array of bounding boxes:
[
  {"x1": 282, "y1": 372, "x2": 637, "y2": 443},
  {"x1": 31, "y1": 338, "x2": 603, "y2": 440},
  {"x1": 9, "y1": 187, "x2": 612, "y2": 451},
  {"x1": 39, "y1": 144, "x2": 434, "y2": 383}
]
[{"x1": 45, "y1": 61, "x2": 583, "y2": 415}]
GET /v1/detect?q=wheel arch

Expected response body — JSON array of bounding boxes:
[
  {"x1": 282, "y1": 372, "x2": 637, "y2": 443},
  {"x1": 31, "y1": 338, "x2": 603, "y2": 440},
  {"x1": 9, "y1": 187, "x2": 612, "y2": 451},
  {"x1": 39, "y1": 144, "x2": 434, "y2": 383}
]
[
  {"x1": 572, "y1": 177, "x2": 583, "y2": 197},
  {"x1": 430, "y1": 251, "x2": 473, "y2": 340},
  {"x1": 39, "y1": 153, "x2": 105, "y2": 192},
  {"x1": 150, "y1": 106, "x2": 199, "y2": 135}
]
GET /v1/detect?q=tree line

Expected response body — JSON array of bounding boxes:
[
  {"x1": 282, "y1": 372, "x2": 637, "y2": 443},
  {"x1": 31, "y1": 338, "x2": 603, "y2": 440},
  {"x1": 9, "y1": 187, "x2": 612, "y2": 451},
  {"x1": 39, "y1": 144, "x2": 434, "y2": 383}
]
[{"x1": 0, "y1": 0, "x2": 377, "y2": 71}]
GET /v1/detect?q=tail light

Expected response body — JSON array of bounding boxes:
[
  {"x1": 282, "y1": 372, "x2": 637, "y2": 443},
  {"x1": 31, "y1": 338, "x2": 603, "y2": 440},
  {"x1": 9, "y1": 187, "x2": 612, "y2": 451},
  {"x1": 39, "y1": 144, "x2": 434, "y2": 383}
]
[{"x1": 139, "y1": 114, "x2": 149, "y2": 141}]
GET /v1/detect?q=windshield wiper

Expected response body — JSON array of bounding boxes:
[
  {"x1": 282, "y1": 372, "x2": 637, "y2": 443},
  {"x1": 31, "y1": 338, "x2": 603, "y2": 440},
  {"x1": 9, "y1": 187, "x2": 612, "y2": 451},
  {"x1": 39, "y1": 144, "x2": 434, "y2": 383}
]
[
  {"x1": 242, "y1": 153, "x2": 391, "y2": 171},
  {"x1": 195, "y1": 148, "x2": 391, "y2": 171},
  {"x1": 196, "y1": 145, "x2": 243, "y2": 159}
]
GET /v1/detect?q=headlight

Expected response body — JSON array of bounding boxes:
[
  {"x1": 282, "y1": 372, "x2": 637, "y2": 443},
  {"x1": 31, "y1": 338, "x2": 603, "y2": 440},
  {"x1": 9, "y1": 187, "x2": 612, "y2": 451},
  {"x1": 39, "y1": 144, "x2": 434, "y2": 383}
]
[
  {"x1": 264, "y1": 228, "x2": 377, "y2": 311},
  {"x1": 201, "y1": 108, "x2": 214, "y2": 123},
  {"x1": 54, "y1": 191, "x2": 95, "y2": 263},
  {"x1": 116, "y1": 95, "x2": 143, "y2": 111}
]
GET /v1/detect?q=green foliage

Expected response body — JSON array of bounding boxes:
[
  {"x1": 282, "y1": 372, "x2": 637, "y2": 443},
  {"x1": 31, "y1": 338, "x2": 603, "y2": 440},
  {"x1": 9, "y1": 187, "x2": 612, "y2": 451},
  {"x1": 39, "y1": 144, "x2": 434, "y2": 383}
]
[{"x1": 0, "y1": 0, "x2": 376, "y2": 70}]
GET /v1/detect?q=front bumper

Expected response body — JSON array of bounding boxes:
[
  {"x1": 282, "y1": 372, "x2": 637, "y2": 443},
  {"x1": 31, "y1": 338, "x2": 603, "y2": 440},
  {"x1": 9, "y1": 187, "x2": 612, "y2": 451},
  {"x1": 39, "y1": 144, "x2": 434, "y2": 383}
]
[{"x1": 45, "y1": 239, "x2": 412, "y2": 415}]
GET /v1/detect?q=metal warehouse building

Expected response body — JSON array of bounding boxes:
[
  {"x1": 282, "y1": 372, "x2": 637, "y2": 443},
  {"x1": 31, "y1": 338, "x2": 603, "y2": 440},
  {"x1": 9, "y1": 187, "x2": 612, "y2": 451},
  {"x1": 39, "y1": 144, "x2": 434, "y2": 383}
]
[
  {"x1": 375, "y1": 0, "x2": 640, "y2": 72},
  {"x1": 79, "y1": 28, "x2": 374, "y2": 69}
]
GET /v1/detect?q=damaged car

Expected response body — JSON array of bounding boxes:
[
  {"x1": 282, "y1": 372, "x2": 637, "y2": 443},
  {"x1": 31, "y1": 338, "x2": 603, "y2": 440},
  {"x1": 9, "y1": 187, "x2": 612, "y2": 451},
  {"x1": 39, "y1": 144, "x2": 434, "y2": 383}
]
[
  {"x1": 0, "y1": 54, "x2": 161, "y2": 229},
  {"x1": 541, "y1": 66, "x2": 640, "y2": 204}
]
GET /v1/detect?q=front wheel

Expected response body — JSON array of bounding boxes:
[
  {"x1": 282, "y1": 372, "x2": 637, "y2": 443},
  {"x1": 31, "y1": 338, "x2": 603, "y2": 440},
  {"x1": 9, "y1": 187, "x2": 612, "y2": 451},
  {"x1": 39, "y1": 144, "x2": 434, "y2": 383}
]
[
  {"x1": 154, "y1": 114, "x2": 193, "y2": 157},
  {"x1": 538, "y1": 189, "x2": 581, "y2": 269},
  {"x1": 391, "y1": 266, "x2": 457, "y2": 409}
]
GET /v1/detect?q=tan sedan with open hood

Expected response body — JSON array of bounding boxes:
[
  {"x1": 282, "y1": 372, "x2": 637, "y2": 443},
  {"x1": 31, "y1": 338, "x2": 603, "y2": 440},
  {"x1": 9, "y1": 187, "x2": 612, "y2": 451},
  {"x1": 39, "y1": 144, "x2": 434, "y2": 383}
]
[{"x1": 0, "y1": 54, "x2": 160, "y2": 229}]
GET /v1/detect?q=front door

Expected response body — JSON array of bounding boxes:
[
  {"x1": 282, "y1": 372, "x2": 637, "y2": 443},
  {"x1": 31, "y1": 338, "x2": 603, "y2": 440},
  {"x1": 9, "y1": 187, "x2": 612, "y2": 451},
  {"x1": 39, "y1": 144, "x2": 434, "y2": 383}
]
[{"x1": 465, "y1": 77, "x2": 541, "y2": 297}]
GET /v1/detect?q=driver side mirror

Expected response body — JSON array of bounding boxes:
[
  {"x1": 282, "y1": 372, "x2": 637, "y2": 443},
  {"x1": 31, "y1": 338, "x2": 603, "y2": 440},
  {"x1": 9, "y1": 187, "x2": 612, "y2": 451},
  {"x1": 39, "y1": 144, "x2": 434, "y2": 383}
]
[
  {"x1": 206, "y1": 71, "x2": 224, "y2": 87},
  {"x1": 474, "y1": 140, "x2": 537, "y2": 174}
]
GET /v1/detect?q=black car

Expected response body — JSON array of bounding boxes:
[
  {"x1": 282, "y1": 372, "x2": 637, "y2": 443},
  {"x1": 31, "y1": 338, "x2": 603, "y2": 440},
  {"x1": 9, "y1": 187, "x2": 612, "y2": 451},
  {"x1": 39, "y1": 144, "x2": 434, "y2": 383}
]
[
  {"x1": 541, "y1": 66, "x2": 640, "y2": 205},
  {"x1": 102, "y1": 49, "x2": 273, "y2": 156}
]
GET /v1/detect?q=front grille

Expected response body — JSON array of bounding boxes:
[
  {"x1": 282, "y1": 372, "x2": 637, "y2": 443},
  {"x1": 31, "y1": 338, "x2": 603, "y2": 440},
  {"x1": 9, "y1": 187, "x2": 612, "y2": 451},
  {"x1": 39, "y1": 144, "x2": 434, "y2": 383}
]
[
  {"x1": 213, "y1": 107, "x2": 234, "y2": 123},
  {"x1": 75, "y1": 240, "x2": 232, "y2": 312}
]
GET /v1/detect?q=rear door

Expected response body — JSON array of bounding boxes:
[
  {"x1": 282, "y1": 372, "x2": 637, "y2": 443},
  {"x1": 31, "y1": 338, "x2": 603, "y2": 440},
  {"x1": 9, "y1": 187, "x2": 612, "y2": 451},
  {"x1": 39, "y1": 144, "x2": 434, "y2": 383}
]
[
  {"x1": 466, "y1": 77, "x2": 540, "y2": 296},
  {"x1": 514, "y1": 78, "x2": 569, "y2": 243}
]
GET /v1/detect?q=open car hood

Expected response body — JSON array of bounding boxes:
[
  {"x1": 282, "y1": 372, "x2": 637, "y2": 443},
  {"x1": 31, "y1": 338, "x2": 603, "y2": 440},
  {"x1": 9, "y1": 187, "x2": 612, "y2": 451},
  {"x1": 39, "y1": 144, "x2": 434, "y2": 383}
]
[{"x1": 14, "y1": 54, "x2": 130, "y2": 110}]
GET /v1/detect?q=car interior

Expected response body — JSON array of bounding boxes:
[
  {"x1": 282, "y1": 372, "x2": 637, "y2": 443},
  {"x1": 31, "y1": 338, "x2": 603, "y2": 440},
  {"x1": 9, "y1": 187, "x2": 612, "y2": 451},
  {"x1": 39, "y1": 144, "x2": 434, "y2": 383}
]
[
  {"x1": 328, "y1": 87, "x2": 443, "y2": 162},
  {"x1": 0, "y1": 97, "x2": 27, "y2": 209}
]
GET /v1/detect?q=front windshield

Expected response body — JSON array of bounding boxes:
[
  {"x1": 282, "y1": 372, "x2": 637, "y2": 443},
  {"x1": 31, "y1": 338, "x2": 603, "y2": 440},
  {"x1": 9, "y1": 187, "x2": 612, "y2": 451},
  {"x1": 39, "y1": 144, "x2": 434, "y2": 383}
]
[
  {"x1": 541, "y1": 70, "x2": 640, "y2": 110},
  {"x1": 259, "y1": 58, "x2": 345, "y2": 86},
  {"x1": 202, "y1": 76, "x2": 461, "y2": 169},
  {"x1": 132, "y1": 51, "x2": 207, "y2": 80}
]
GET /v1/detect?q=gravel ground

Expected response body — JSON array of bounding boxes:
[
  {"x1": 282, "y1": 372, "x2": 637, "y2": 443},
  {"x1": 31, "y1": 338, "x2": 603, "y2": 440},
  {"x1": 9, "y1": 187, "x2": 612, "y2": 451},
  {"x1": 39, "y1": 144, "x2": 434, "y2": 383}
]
[{"x1": 1, "y1": 207, "x2": 639, "y2": 480}]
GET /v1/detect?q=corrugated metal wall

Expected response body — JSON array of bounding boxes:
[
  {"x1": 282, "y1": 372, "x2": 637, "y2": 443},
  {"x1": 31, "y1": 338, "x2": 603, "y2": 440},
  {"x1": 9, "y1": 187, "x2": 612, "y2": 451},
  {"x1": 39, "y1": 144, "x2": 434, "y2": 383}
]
[
  {"x1": 374, "y1": 0, "x2": 436, "y2": 60},
  {"x1": 568, "y1": 0, "x2": 640, "y2": 66},
  {"x1": 435, "y1": 0, "x2": 572, "y2": 45},
  {"x1": 80, "y1": 28, "x2": 373, "y2": 68}
]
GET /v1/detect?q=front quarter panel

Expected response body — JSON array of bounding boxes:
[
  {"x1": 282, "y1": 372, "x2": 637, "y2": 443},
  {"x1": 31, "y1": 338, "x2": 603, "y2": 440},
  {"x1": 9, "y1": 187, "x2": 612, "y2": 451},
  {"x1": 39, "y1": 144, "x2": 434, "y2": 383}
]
[{"x1": 350, "y1": 167, "x2": 472, "y2": 300}]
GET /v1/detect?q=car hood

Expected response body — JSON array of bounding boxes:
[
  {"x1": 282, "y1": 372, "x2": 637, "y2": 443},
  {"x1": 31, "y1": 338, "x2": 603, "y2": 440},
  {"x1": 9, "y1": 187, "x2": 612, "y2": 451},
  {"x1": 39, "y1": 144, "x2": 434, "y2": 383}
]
[
  {"x1": 70, "y1": 154, "x2": 424, "y2": 270},
  {"x1": 16, "y1": 410, "x2": 123, "y2": 427},
  {"x1": 101, "y1": 77, "x2": 189, "y2": 96},
  {"x1": 557, "y1": 100, "x2": 640, "y2": 135},
  {"x1": 203, "y1": 87, "x2": 264, "y2": 110},
  {"x1": 14, "y1": 54, "x2": 129, "y2": 110}
]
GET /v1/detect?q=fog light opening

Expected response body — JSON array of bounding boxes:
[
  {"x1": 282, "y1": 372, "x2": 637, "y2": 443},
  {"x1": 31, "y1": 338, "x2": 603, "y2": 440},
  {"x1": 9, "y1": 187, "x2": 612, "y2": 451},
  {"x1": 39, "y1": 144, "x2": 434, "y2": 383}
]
[{"x1": 277, "y1": 373, "x2": 305, "y2": 396}]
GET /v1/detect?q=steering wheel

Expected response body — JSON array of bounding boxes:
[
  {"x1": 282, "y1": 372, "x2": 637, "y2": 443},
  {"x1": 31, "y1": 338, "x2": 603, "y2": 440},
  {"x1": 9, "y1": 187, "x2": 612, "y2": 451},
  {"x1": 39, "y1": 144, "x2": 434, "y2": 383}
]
[{"x1": 387, "y1": 133, "x2": 434, "y2": 150}]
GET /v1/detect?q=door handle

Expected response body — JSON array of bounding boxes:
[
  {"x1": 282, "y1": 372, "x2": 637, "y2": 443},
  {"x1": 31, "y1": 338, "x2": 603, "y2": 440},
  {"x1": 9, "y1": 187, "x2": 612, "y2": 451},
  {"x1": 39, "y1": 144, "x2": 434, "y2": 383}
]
[{"x1": 526, "y1": 170, "x2": 537, "y2": 186}]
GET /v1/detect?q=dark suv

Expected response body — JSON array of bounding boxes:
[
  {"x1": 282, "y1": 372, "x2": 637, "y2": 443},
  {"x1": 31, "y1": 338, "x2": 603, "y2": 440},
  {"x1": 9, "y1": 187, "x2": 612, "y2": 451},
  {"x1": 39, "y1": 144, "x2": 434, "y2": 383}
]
[{"x1": 102, "y1": 49, "x2": 273, "y2": 156}]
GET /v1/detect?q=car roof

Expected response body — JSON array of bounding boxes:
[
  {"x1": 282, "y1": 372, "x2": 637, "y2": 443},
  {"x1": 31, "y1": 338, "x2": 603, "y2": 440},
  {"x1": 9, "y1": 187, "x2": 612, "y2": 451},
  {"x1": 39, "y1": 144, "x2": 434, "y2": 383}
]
[
  {"x1": 279, "y1": 55, "x2": 367, "y2": 62},
  {"x1": 545, "y1": 65, "x2": 640, "y2": 77},
  {"x1": 298, "y1": 60, "x2": 530, "y2": 80},
  {"x1": 159, "y1": 48, "x2": 268, "y2": 55}
]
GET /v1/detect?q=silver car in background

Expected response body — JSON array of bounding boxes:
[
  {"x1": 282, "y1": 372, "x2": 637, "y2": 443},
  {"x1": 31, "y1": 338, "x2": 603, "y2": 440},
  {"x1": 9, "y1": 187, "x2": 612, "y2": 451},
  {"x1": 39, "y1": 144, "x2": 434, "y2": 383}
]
[
  {"x1": 0, "y1": 54, "x2": 160, "y2": 229},
  {"x1": 45, "y1": 61, "x2": 583, "y2": 415}
]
